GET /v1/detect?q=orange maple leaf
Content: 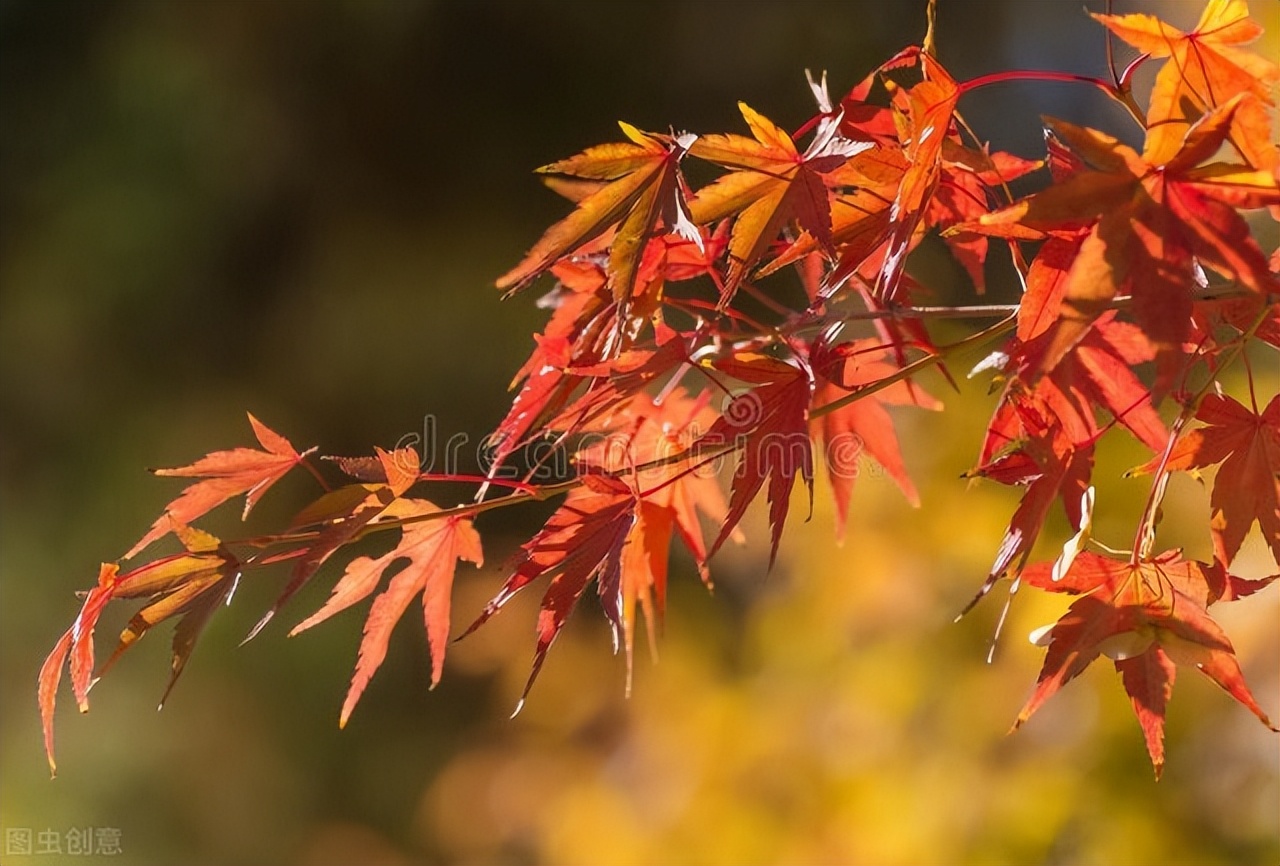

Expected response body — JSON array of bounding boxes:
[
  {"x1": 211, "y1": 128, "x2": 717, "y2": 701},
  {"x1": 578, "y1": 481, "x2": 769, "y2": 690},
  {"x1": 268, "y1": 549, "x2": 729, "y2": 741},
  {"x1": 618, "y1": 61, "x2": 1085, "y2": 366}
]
[
  {"x1": 290, "y1": 499, "x2": 482, "y2": 727},
  {"x1": 876, "y1": 50, "x2": 960, "y2": 302},
  {"x1": 126, "y1": 413, "x2": 312, "y2": 559},
  {"x1": 689, "y1": 102, "x2": 868, "y2": 301},
  {"x1": 496, "y1": 123, "x2": 699, "y2": 313},
  {"x1": 755, "y1": 153, "x2": 903, "y2": 302},
  {"x1": 244, "y1": 446, "x2": 422, "y2": 643},
  {"x1": 1131, "y1": 392, "x2": 1280, "y2": 565},
  {"x1": 1093, "y1": 0, "x2": 1279, "y2": 165},
  {"x1": 971, "y1": 98, "x2": 1280, "y2": 386},
  {"x1": 1018, "y1": 550, "x2": 1278, "y2": 776}
]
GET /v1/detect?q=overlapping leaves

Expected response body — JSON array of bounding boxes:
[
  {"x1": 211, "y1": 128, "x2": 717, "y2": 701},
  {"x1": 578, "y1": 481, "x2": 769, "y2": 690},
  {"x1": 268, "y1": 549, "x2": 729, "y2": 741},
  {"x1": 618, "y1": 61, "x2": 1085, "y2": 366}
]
[
  {"x1": 1018, "y1": 550, "x2": 1277, "y2": 776},
  {"x1": 968, "y1": 98, "x2": 1280, "y2": 385},
  {"x1": 40, "y1": 0, "x2": 1280, "y2": 779}
]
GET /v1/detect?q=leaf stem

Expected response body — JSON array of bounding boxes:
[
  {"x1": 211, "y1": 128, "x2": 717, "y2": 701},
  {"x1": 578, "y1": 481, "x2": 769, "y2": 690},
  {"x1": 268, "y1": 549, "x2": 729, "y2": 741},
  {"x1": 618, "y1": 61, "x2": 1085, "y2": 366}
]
[
  {"x1": 235, "y1": 286, "x2": 1269, "y2": 559},
  {"x1": 958, "y1": 69, "x2": 1118, "y2": 98},
  {"x1": 812, "y1": 314, "x2": 1016, "y2": 419},
  {"x1": 796, "y1": 285, "x2": 1257, "y2": 334},
  {"x1": 1104, "y1": 0, "x2": 1119, "y2": 89},
  {"x1": 416, "y1": 472, "x2": 542, "y2": 495},
  {"x1": 1129, "y1": 304, "x2": 1271, "y2": 562},
  {"x1": 300, "y1": 458, "x2": 332, "y2": 493}
]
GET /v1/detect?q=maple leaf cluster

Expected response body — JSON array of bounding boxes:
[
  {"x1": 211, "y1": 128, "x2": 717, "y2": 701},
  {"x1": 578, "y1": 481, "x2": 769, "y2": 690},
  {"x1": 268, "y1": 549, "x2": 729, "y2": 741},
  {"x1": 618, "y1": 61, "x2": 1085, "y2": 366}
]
[{"x1": 41, "y1": 0, "x2": 1278, "y2": 778}]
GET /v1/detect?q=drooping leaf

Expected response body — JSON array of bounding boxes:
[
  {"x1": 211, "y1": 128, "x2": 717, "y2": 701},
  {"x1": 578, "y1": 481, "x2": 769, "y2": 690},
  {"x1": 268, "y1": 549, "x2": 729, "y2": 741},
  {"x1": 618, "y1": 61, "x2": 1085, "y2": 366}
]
[
  {"x1": 37, "y1": 632, "x2": 73, "y2": 777},
  {"x1": 461, "y1": 474, "x2": 637, "y2": 710},
  {"x1": 291, "y1": 499, "x2": 482, "y2": 726},
  {"x1": 700, "y1": 352, "x2": 815, "y2": 566},
  {"x1": 1131, "y1": 392, "x2": 1280, "y2": 564},
  {"x1": 964, "y1": 384, "x2": 1095, "y2": 610},
  {"x1": 1016, "y1": 232, "x2": 1085, "y2": 344},
  {"x1": 967, "y1": 305, "x2": 1165, "y2": 611},
  {"x1": 574, "y1": 389, "x2": 733, "y2": 684},
  {"x1": 40, "y1": 523, "x2": 240, "y2": 775},
  {"x1": 39, "y1": 563, "x2": 119, "y2": 776},
  {"x1": 1018, "y1": 549, "x2": 1279, "y2": 775},
  {"x1": 104, "y1": 522, "x2": 240, "y2": 709},
  {"x1": 997, "y1": 128, "x2": 1091, "y2": 347},
  {"x1": 876, "y1": 50, "x2": 959, "y2": 302}
]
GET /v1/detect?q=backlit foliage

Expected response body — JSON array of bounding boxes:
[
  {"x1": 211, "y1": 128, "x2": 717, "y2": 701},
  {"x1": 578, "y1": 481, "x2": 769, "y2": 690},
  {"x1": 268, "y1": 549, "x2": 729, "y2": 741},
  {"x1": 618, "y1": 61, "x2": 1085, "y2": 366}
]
[{"x1": 41, "y1": 0, "x2": 1278, "y2": 780}]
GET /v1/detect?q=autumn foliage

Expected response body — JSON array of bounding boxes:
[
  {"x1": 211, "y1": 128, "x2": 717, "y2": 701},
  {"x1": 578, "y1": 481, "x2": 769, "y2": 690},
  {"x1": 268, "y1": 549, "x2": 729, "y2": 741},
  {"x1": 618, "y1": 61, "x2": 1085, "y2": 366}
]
[{"x1": 41, "y1": 0, "x2": 1279, "y2": 780}]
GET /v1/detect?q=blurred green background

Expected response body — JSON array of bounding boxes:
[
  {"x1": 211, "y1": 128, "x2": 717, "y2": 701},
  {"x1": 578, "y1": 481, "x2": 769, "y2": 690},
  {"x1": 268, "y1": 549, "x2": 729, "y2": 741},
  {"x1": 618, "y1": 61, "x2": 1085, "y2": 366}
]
[{"x1": 2, "y1": 1, "x2": 1277, "y2": 864}]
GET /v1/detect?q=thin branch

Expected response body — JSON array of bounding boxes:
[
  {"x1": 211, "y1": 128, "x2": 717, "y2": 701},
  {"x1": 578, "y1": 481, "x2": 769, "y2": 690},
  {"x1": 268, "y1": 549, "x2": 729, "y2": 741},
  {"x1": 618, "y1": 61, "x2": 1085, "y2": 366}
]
[
  {"x1": 958, "y1": 69, "x2": 1118, "y2": 98},
  {"x1": 236, "y1": 289, "x2": 1271, "y2": 555},
  {"x1": 796, "y1": 285, "x2": 1262, "y2": 334},
  {"x1": 299, "y1": 458, "x2": 332, "y2": 493},
  {"x1": 811, "y1": 314, "x2": 1017, "y2": 419},
  {"x1": 1104, "y1": 0, "x2": 1120, "y2": 89},
  {"x1": 1129, "y1": 303, "x2": 1271, "y2": 562}
]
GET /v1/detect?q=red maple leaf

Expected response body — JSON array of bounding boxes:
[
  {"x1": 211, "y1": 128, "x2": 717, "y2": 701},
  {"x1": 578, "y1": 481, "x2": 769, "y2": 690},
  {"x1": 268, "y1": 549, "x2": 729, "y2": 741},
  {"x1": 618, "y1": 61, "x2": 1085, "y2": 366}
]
[
  {"x1": 1131, "y1": 392, "x2": 1280, "y2": 565},
  {"x1": 551, "y1": 323, "x2": 696, "y2": 435},
  {"x1": 1011, "y1": 128, "x2": 1090, "y2": 345},
  {"x1": 929, "y1": 142, "x2": 1043, "y2": 294},
  {"x1": 290, "y1": 499, "x2": 482, "y2": 726},
  {"x1": 700, "y1": 352, "x2": 815, "y2": 566},
  {"x1": 953, "y1": 292, "x2": 1166, "y2": 616},
  {"x1": 969, "y1": 98, "x2": 1280, "y2": 386},
  {"x1": 461, "y1": 474, "x2": 637, "y2": 711},
  {"x1": 574, "y1": 389, "x2": 733, "y2": 684},
  {"x1": 489, "y1": 267, "x2": 615, "y2": 468},
  {"x1": 1011, "y1": 311, "x2": 1169, "y2": 455},
  {"x1": 1194, "y1": 292, "x2": 1280, "y2": 351},
  {"x1": 39, "y1": 562, "x2": 120, "y2": 776},
  {"x1": 964, "y1": 385, "x2": 1095, "y2": 610},
  {"x1": 810, "y1": 339, "x2": 941, "y2": 541},
  {"x1": 1018, "y1": 549, "x2": 1278, "y2": 776}
]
